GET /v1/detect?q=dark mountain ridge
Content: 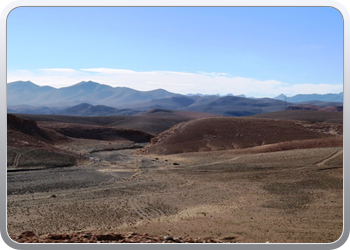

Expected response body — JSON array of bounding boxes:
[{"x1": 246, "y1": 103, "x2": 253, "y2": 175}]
[
  {"x1": 180, "y1": 95, "x2": 291, "y2": 117},
  {"x1": 57, "y1": 103, "x2": 140, "y2": 116}
]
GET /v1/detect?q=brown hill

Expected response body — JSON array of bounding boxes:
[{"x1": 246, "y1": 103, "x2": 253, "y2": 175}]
[
  {"x1": 138, "y1": 117, "x2": 338, "y2": 155},
  {"x1": 7, "y1": 114, "x2": 52, "y2": 144},
  {"x1": 7, "y1": 114, "x2": 81, "y2": 169},
  {"x1": 41, "y1": 123, "x2": 152, "y2": 143},
  {"x1": 16, "y1": 109, "x2": 219, "y2": 136},
  {"x1": 249, "y1": 110, "x2": 343, "y2": 124},
  {"x1": 319, "y1": 106, "x2": 343, "y2": 112},
  {"x1": 137, "y1": 108, "x2": 220, "y2": 119},
  {"x1": 7, "y1": 114, "x2": 152, "y2": 170},
  {"x1": 286, "y1": 105, "x2": 343, "y2": 112},
  {"x1": 14, "y1": 114, "x2": 180, "y2": 136}
]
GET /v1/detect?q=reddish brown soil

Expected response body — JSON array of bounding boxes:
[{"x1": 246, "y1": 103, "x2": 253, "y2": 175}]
[
  {"x1": 39, "y1": 122, "x2": 152, "y2": 143},
  {"x1": 7, "y1": 113, "x2": 343, "y2": 244},
  {"x1": 286, "y1": 105, "x2": 342, "y2": 112},
  {"x1": 8, "y1": 146, "x2": 343, "y2": 243},
  {"x1": 138, "y1": 108, "x2": 221, "y2": 119},
  {"x1": 15, "y1": 110, "x2": 219, "y2": 136},
  {"x1": 7, "y1": 114, "x2": 57, "y2": 147},
  {"x1": 10, "y1": 231, "x2": 220, "y2": 243},
  {"x1": 139, "y1": 117, "x2": 341, "y2": 155},
  {"x1": 7, "y1": 114, "x2": 153, "y2": 170},
  {"x1": 250, "y1": 110, "x2": 343, "y2": 124}
]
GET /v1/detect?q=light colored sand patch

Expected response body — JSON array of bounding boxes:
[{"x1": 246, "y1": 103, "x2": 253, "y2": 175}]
[{"x1": 97, "y1": 169, "x2": 135, "y2": 173}]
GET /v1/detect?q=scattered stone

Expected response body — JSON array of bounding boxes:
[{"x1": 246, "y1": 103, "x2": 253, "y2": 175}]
[
  {"x1": 164, "y1": 235, "x2": 173, "y2": 241},
  {"x1": 48, "y1": 234, "x2": 71, "y2": 240},
  {"x1": 19, "y1": 231, "x2": 36, "y2": 238},
  {"x1": 96, "y1": 233, "x2": 123, "y2": 241},
  {"x1": 11, "y1": 231, "x2": 222, "y2": 243}
]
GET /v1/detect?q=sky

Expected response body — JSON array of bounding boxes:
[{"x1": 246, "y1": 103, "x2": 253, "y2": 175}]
[{"x1": 7, "y1": 7, "x2": 343, "y2": 97}]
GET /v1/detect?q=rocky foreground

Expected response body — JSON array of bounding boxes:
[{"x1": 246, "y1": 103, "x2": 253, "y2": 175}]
[{"x1": 10, "y1": 231, "x2": 221, "y2": 243}]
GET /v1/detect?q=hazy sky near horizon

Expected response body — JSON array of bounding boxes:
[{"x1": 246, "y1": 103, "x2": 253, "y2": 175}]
[{"x1": 7, "y1": 7, "x2": 343, "y2": 97}]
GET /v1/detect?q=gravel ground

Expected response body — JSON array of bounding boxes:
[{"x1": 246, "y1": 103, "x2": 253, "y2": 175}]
[
  {"x1": 7, "y1": 165, "x2": 132, "y2": 195},
  {"x1": 10, "y1": 231, "x2": 221, "y2": 243},
  {"x1": 7, "y1": 146, "x2": 343, "y2": 243}
]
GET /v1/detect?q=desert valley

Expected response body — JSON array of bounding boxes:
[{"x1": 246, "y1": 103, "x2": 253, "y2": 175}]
[
  {"x1": 6, "y1": 85, "x2": 343, "y2": 243},
  {"x1": 5, "y1": 4, "x2": 346, "y2": 246}
]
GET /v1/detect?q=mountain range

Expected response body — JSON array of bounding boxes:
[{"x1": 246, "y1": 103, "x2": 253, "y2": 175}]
[
  {"x1": 7, "y1": 81, "x2": 178, "y2": 107},
  {"x1": 274, "y1": 93, "x2": 343, "y2": 103},
  {"x1": 7, "y1": 81, "x2": 343, "y2": 116}
]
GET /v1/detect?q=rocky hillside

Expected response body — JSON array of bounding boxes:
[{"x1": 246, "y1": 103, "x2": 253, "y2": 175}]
[{"x1": 138, "y1": 117, "x2": 339, "y2": 155}]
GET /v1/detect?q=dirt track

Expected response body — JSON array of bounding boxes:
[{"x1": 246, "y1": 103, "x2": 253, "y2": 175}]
[{"x1": 7, "y1": 144, "x2": 343, "y2": 243}]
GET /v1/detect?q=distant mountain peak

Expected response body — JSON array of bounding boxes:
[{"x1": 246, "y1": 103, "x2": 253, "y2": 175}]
[
  {"x1": 148, "y1": 88, "x2": 170, "y2": 93},
  {"x1": 274, "y1": 93, "x2": 287, "y2": 100},
  {"x1": 236, "y1": 94, "x2": 246, "y2": 98},
  {"x1": 8, "y1": 80, "x2": 36, "y2": 86},
  {"x1": 74, "y1": 80, "x2": 100, "y2": 86},
  {"x1": 73, "y1": 102, "x2": 93, "y2": 107}
]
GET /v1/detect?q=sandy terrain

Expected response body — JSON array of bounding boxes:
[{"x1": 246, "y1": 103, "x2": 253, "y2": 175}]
[
  {"x1": 7, "y1": 113, "x2": 343, "y2": 243},
  {"x1": 7, "y1": 144, "x2": 343, "y2": 243}
]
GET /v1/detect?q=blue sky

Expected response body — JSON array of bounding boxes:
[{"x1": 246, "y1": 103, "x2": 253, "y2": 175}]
[{"x1": 7, "y1": 7, "x2": 343, "y2": 97}]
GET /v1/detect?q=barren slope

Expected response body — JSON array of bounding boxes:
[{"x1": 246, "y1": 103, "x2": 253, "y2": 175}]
[
  {"x1": 139, "y1": 117, "x2": 339, "y2": 155},
  {"x1": 7, "y1": 114, "x2": 153, "y2": 170},
  {"x1": 40, "y1": 123, "x2": 152, "y2": 143},
  {"x1": 7, "y1": 114, "x2": 82, "y2": 170},
  {"x1": 250, "y1": 110, "x2": 343, "y2": 124},
  {"x1": 16, "y1": 109, "x2": 219, "y2": 135},
  {"x1": 137, "y1": 108, "x2": 221, "y2": 119}
]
